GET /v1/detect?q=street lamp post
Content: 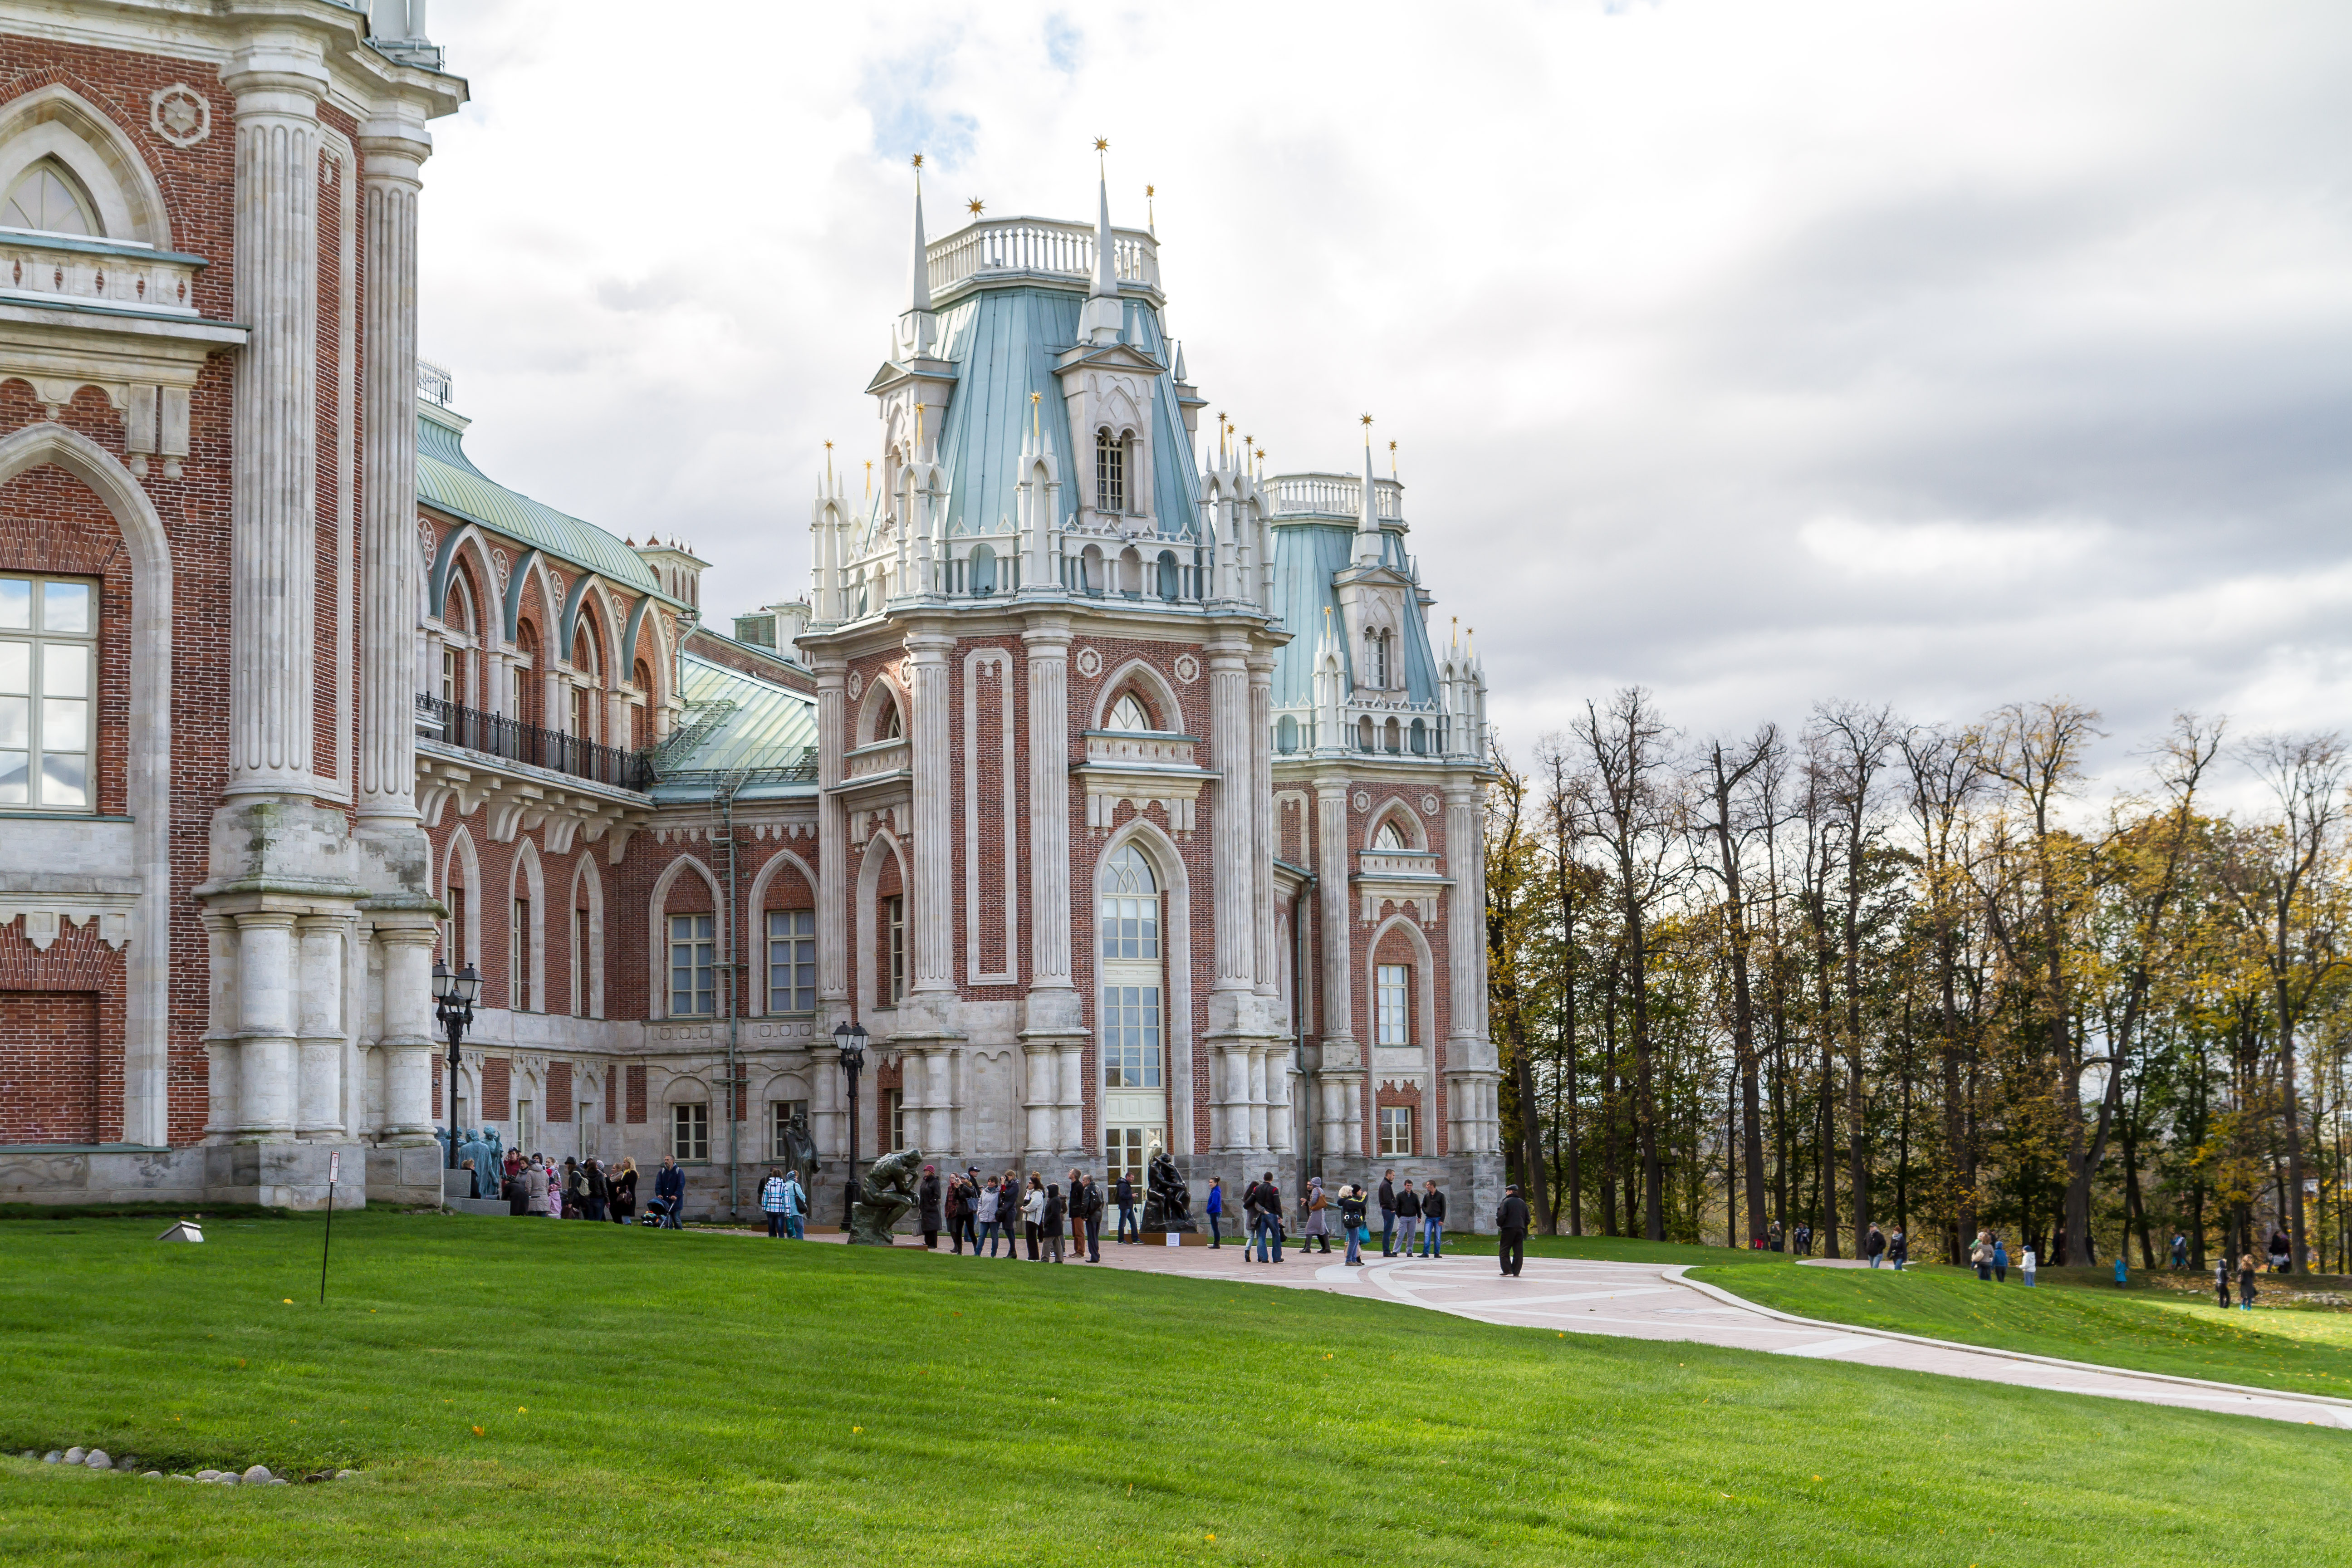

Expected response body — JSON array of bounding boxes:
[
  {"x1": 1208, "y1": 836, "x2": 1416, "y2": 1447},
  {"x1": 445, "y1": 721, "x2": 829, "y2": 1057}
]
[
  {"x1": 434, "y1": 960, "x2": 481, "y2": 1173},
  {"x1": 833, "y1": 1019, "x2": 868, "y2": 1230}
]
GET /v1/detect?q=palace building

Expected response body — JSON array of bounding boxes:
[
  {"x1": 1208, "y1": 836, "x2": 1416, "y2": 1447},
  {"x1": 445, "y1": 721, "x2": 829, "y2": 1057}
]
[{"x1": 0, "y1": 0, "x2": 1500, "y2": 1224}]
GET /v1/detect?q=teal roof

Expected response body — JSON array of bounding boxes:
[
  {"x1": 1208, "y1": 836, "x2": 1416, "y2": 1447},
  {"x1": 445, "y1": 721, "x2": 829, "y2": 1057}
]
[
  {"x1": 419, "y1": 406, "x2": 670, "y2": 601},
  {"x1": 1268, "y1": 521, "x2": 1440, "y2": 710},
  {"x1": 647, "y1": 652, "x2": 818, "y2": 802},
  {"x1": 873, "y1": 286, "x2": 1201, "y2": 546}
]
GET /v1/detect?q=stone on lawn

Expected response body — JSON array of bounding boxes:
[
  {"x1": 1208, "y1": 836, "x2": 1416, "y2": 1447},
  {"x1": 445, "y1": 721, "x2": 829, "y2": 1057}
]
[
  {"x1": 83, "y1": 1450, "x2": 110, "y2": 1470},
  {"x1": 335, "y1": 1469, "x2": 356, "y2": 1479},
  {"x1": 143, "y1": 1471, "x2": 161, "y2": 1479},
  {"x1": 196, "y1": 1469, "x2": 220, "y2": 1480},
  {"x1": 242, "y1": 1465, "x2": 271, "y2": 1484},
  {"x1": 44, "y1": 1451, "x2": 61, "y2": 1464},
  {"x1": 63, "y1": 1447, "x2": 85, "y2": 1464}
]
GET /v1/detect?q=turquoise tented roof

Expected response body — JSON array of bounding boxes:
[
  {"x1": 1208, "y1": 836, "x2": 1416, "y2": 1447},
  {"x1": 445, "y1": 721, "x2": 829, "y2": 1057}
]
[
  {"x1": 916, "y1": 286, "x2": 1201, "y2": 542},
  {"x1": 1267, "y1": 521, "x2": 1440, "y2": 710},
  {"x1": 418, "y1": 406, "x2": 670, "y2": 600}
]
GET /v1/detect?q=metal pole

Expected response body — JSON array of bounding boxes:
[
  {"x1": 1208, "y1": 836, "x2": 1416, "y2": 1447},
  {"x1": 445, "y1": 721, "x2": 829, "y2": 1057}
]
[
  {"x1": 319, "y1": 1152, "x2": 338, "y2": 1305},
  {"x1": 843, "y1": 1059, "x2": 862, "y2": 1230}
]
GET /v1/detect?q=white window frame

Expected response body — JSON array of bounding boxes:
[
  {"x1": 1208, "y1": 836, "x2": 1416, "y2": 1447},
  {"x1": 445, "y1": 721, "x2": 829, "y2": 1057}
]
[
  {"x1": 0, "y1": 573, "x2": 98, "y2": 813},
  {"x1": 669, "y1": 913, "x2": 716, "y2": 1017},
  {"x1": 671, "y1": 1101, "x2": 710, "y2": 1162},
  {"x1": 766, "y1": 908, "x2": 816, "y2": 1014},
  {"x1": 1379, "y1": 1105, "x2": 1414, "y2": 1157},
  {"x1": 1377, "y1": 962, "x2": 1411, "y2": 1047}
]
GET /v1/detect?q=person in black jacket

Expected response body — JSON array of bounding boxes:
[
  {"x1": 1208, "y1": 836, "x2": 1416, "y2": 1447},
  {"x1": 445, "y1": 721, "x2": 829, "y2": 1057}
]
[
  {"x1": 1421, "y1": 1180, "x2": 1448, "y2": 1258},
  {"x1": 1495, "y1": 1184, "x2": 1531, "y2": 1276},
  {"x1": 1081, "y1": 1173, "x2": 1103, "y2": 1261},
  {"x1": 1393, "y1": 1180, "x2": 1422, "y2": 1256},
  {"x1": 1041, "y1": 1183, "x2": 1066, "y2": 1264},
  {"x1": 918, "y1": 1165, "x2": 944, "y2": 1249},
  {"x1": 1114, "y1": 1171, "x2": 1137, "y2": 1244},
  {"x1": 1338, "y1": 1183, "x2": 1369, "y2": 1266},
  {"x1": 1250, "y1": 1172, "x2": 1284, "y2": 1263},
  {"x1": 1377, "y1": 1170, "x2": 1398, "y2": 1256}
]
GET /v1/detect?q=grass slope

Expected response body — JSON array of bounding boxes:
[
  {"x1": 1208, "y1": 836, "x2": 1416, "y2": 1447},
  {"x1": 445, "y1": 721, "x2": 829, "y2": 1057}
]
[
  {"x1": 1697, "y1": 1262, "x2": 2352, "y2": 1397},
  {"x1": 2, "y1": 1212, "x2": 2346, "y2": 1567}
]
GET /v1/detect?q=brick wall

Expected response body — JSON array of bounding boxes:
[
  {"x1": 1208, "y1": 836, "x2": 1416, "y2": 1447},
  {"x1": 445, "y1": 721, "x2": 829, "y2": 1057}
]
[
  {"x1": 0, "y1": 989, "x2": 99, "y2": 1143},
  {"x1": 481, "y1": 1056, "x2": 510, "y2": 1121}
]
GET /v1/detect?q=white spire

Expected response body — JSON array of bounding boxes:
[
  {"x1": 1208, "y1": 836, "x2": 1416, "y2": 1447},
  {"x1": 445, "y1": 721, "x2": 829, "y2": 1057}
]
[
  {"x1": 909, "y1": 160, "x2": 932, "y2": 314},
  {"x1": 1353, "y1": 416, "x2": 1382, "y2": 566},
  {"x1": 1090, "y1": 167, "x2": 1117, "y2": 299},
  {"x1": 1172, "y1": 338, "x2": 1188, "y2": 382}
]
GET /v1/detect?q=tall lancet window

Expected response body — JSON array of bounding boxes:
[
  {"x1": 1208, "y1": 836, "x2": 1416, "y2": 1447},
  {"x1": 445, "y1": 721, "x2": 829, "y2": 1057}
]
[
  {"x1": 1096, "y1": 430, "x2": 1125, "y2": 514},
  {"x1": 1099, "y1": 843, "x2": 1165, "y2": 1190},
  {"x1": 1367, "y1": 629, "x2": 1391, "y2": 690}
]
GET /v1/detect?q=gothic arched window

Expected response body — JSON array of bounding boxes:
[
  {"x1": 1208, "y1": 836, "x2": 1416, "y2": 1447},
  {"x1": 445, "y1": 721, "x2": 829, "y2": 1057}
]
[
  {"x1": 1, "y1": 159, "x2": 96, "y2": 236},
  {"x1": 1096, "y1": 429, "x2": 1126, "y2": 514},
  {"x1": 1108, "y1": 692, "x2": 1152, "y2": 733},
  {"x1": 1374, "y1": 818, "x2": 1408, "y2": 851},
  {"x1": 876, "y1": 691, "x2": 903, "y2": 741}
]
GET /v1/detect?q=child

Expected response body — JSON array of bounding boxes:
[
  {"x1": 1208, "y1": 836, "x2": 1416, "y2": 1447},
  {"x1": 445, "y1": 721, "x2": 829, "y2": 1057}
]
[{"x1": 2020, "y1": 1245, "x2": 2037, "y2": 1288}]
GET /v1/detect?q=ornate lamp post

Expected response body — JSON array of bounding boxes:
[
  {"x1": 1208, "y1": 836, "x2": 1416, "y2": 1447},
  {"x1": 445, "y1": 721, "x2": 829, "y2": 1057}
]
[
  {"x1": 433, "y1": 960, "x2": 481, "y2": 1170},
  {"x1": 833, "y1": 1018, "x2": 868, "y2": 1229}
]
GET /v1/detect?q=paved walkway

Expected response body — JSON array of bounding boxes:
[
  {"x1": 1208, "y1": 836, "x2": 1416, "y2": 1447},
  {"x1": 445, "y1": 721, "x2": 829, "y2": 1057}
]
[{"x1": 802, "y1": 1230, "x2": 2352, "y2": 1430}]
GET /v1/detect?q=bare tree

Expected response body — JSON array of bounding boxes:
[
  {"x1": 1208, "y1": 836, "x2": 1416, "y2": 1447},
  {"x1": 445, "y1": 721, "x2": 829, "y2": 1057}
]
[
  {"x1": 1813, "y1": 701, "x2": 1903, "y2": 1245},
  {"x1": 1899, "y1": 722, "x2": 1986, "y2": 1261},
  {"x1": 1691, "y1": 724, "x2": 1780, "y2": 1247},
  {"x1": 2218, "y1": 731, "x2": 2349, "y2": 1274},
  {"x1": 1573, "y1": 687, "x2": 1684, "y2": 1241}
]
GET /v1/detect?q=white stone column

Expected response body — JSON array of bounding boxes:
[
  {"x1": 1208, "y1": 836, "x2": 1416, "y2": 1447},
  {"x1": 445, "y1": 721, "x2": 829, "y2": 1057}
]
[
  {"x1": 376, "y1": 921, "x2": 437, "y2": 1138},
  {"x1": 225, "y1": 49, "x2": 325, "y2": 796},
  {"x1": 1021, "y1": 619, "x2": 1075, "y2": 1005},
  {"x1": 1246, "y1": 1045, "x2": 1269, "y2": 1152},
  {"x1": 924, "y1": 1047, "x2": 953, "y2": 1155},
  {"x1": 1269, "y1": 1053, "x2": 1294, "y2": 1155},
  {"x1": 295, "y1": 916, "x2": 346, "y2": 1135},
  {"x1": 202, "y1": 913, "x2": 240, "y2": 1139},
  {"x1": 235, "y1": 912, "x2": 299, "y2": 1135},
  {"x1": 906, "y1": 630, "x2": 956, "y2": 995},
  {"x1": 1250, "y1": 653, "x2": 1277, "y2": 1000},
  {"x1": 1207, "y1": 639, "x2": 1254, "y2": 1002},
  {"x1": 1023, "y1": 1041, "x2": 1058, "y2": 1161},
  {"x1": 815, "y1": 665, "x2": 849, "y2": 1008},
  {"x1": 1057, "y1": 1041, "x2": 1086, "y2": 1156}
]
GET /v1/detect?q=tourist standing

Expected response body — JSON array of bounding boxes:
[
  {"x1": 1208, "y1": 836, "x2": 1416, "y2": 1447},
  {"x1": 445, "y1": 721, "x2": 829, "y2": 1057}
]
[
  {"x1": 1971, "y1": 1231, "x2": 1992, "y2": 1281},
  {"x1": 563, "y1": 1157, "x2": 586, "y2": 1218},
  {"x1": 760, "y1": 1167, "x2": 790, "y2": 1238},
  {"x1": 584, "y1": 1160, "x2": 608, "y2": 1223},
  {"x1": 1495, "y1": 1184, "x2": 1530, "y2": 1277},
  {"x1": 1889, "y1": 1227, "x2": 1908, "y2": 1271},
  {"x1": 1769, "y1": 1219, "x2": 1784, "y2": 1253},
  {"x1": 2171, "y1": 1231, "x2": 2188, "y2": 1269},
  {"x1": 2020, "y1": 1244, "x2": 2037, "y2": 1287},
  {"x1": 1796, "y1": 1223, "x2": 1813, "y2": 1257},
  {"x1": 1250, "y1": 1172, "x2": 1284, "y2": 1264},
  {"x1": 958, "y1": 1168, "x2": 985, "y2": 1254},
  {"x1": 542, "y1": 1156, "x2": 562, "y2": 1220},
  {"x1": 1422, "y1": 1180, "x2": 1447, "y2": 1257},
  {"x1": 2216, "y1": 1254, "x2": 2233, "y2": 1308},
  {"x1": 781, "y1": 1167, "x2": 806, "y2": 1239},
  {"x1": 2239, "y1": 1252, "x2": 2258, "y2": 1309},
  {"x1": 1992, "y1": 1236, "x2": 2009, "y2": 1283},
  {"x1": 2268, "y1": 1229, "x2": 2291, "y2": 1273},
  {"x1": 1115, "y1": 1170, "x2": 1138, "y2": 1244},
  {"x1": 1303, "y1": 1177, "x2": 1333, "y2": 1254},
  {"x1": 1378, "y1": 1171, "x2": 1398, "y2": 1256},
  {"x1": 918, "y1": 1165, "x2": 943, "y2": 1250},
  {"x1": 1041, "y1": 1183, "x2": 1066, "y2": 1264},
  {"x1": 1866, "y1": 1224, "x2": 1886, "y2": 1268},
  {"x1": 1003, "y1": 1171, "x2": 1025, "y2": 1260},
  {"x1": 610, "y1": 1157, "x2": 638, "y2": 1224},
  {"x1": 1022, "y1": 1174, "x2": 1045, "y2": 1260},
  {"x1": 1394, "y1": 1181, "x2": 1422, "y2": 1257},
  {"x1": 1205, "y1": 1176, "x2": 1225, "y2": 1248},
  {"x1": 653, "y1": 1156, "x2": 685, "y2": 1229},
  {"x1": 1338, "y1": 1183, "x2": 1368, "y2": 1266},
  {"x1": 976, "y1": 1176, "x2": 1003, "y2": 1256},
  {"x1": 1079, "y1": 1171, "x2": 1102, "y2": 1262}
]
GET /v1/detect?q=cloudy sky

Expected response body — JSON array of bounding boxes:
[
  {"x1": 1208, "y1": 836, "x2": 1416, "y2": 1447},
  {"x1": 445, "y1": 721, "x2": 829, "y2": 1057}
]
[{"x1": 416, "y1": 1, "x2": 2352, "y2": 780}]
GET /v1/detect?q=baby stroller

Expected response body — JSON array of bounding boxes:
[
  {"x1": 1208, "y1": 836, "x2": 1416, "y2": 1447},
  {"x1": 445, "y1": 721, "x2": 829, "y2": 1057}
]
[{"x1": 642, "y1": 1194, "x2": 682, "y2": 1230}]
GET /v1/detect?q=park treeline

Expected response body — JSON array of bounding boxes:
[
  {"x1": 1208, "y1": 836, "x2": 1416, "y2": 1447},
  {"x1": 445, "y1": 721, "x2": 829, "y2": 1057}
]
[{"x1": 1485, "y1": 691, "x2": 2348, "y2": 1274}]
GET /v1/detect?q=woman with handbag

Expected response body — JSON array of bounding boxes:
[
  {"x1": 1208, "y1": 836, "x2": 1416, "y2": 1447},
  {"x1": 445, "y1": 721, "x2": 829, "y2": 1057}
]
[
  {"x1": 1337, "y1": 1183, "x2": 1368, "y2": 1266},
  {"x1": 1302, "y1": 1177, "x2": 1333, "y2": 1254}
]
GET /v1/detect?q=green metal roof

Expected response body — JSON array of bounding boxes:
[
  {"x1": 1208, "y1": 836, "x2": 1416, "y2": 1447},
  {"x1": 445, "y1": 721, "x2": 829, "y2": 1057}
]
[
  {"x1": 418, "y1": 405, "x2": 670, "y2": 601},
  {"x1": 647, "y1": 652, "x2": 819, "y2": 802}
]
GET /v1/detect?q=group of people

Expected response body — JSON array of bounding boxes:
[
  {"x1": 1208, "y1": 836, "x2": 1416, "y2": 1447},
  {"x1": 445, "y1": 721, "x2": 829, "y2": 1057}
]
[
  {"x1": 457, "y1": 1149, "x2": 691, "y2": 1228},
  {"x1": 917, "y1": 1164, "x2": 1109, "y2": 1261}
]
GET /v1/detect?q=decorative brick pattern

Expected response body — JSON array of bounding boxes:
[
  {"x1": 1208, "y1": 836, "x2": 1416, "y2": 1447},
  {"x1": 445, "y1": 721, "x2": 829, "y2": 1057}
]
[{"x1": 0, "y1": 989, "x2": 100, "y2": 1143}]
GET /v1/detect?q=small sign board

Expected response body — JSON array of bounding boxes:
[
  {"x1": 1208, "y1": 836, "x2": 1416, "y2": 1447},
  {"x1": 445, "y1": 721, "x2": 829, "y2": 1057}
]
[{"x1": 328, "y1": 1151, "x2": 341, "y2": 1184}]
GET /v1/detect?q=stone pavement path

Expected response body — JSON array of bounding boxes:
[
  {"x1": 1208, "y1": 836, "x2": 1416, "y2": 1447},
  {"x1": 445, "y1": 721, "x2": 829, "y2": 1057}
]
[{"x1": 797, "y1": 1230, "x2": 2352, "y2": 1430}]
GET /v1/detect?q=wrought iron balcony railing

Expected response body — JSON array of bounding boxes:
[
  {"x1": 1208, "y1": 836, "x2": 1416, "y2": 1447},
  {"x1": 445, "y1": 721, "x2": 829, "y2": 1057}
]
[{"x1": 416, "y1": 692, "x2": 653, "y2": 794}]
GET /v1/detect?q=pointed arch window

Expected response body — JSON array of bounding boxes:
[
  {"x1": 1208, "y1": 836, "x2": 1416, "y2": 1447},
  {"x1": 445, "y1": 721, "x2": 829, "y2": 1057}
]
[
  {"x1": 1373, "y1": 818, "x2": 1408, "y2": 851},
  {"x1": 1096, "y1": 429, "x2": 1125, "y2": 514},
  {"x1": 1, "y1": 159, "x2": 96, "y2": 236},
  {"x1": 876, "y1": 692, "x2": 903, "y2": 741},
  {"x1": 1099, "y1": 844, "x2": 1161, "y2": 1093},
  {"x1": 1367, "y1": 628, "x2": 1391, "y2": 689},
  {"x1": 1107, "y1": 693, "x2": 1153, "y2": 733}
]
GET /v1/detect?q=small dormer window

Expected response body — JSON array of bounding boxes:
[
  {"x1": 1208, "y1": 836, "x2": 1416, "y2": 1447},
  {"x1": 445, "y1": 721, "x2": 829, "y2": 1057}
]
[
  {"x1": 1096, "y1": 430, "x2": 1125, "y2": 514},
  {"x1": 1108, "y1": 693, "x2": 1152, "y2": 733},
  {"x1": 1, "y1": 160, "x2": 96, "y2": 236}
]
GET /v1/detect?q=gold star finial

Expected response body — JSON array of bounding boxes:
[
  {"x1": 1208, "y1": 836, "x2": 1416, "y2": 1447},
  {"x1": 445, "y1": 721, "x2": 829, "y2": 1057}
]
[
  {"x1": 1360, "y1": 412, "x2": 1373, "y2": 428},
  {"x1": 967, "y1": 197, "x2": 984, "y2": 217},
  {"x1": 1093, "y1": 136, "x2": 1110, "y2": 153},
  {"x1": 911, "y1": 152, "x2": 924, "y2": 170}
]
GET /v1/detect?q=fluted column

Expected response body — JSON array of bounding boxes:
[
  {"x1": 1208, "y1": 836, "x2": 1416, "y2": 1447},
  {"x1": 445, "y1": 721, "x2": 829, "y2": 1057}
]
[
  {"x1": 1207, "y1": 638, "x2": 1254, "y2": 998},
  {"x1": 1246, "y1": 1045, "x2": 1269, "y2": 1152},
  {"x1": 906, "y1": 630, "x2": 956, "y2": 995},
  {"x1": 356, "y1": 108, "x2": 427, "y2": 830},
  {"x1": 924, "y1": 1047, "x2": 954, "y2": 1155},
  {"x1": 1250, "y1": 653, "x2": 1278, "y2": 999},
  {"x1": 815, "y1": 664, "x2": 849, "y2": 1008},
  {"x1": 225, "y1": 50, "x2": 326, "y2": 795},
  {"x1": 1445, "y1": 781, "x2": 1484, "y2": 1054},
  {"x1": 1023, "y1": 622, "x2": 1073, "y2": 988}
]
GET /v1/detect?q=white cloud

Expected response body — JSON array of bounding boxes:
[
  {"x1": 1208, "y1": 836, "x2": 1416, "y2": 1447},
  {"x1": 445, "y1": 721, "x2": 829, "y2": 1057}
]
[{"x1": 418, "y1": 0, "x2": 2352, "y2": 768}]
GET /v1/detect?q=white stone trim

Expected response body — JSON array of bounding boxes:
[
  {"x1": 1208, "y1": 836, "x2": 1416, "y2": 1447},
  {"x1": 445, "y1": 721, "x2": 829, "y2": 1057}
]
[
  {"x1": 0, "y1": 85, "x2": 176, "y2": 247},
  {"x1": 646, "y1": 854, "x2": 723, "y2": 1023},
  {"x1": 743, "y1": 845, "x2": 819, "y2": 1018}
]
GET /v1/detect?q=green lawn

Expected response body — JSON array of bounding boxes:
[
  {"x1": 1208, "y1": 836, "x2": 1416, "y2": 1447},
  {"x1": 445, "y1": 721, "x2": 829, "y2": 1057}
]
[
  {"x1": 1697, "y1": 1261, "x2": 2352, "y2": 1398},
  {"x1": 2, "y1": 1212, "x2": 2347, "y2": 1567}
]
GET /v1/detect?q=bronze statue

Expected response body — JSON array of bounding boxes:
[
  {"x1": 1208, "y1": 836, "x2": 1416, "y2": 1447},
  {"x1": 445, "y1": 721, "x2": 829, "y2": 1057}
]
[
  {"x1": 848, "y1": 1147, "x2": 923, "y2": 1245},
  {"x1": 779, "y1": 1110, "x2": 821, "y2": 1202},
  {"x1": 1141, "y1": 1142, "x2": 1194, "y2": 1231}
]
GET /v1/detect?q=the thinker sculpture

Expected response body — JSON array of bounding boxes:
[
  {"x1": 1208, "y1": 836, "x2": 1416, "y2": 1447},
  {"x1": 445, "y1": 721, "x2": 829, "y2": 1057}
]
[
  {"x1": 848, "y1": 1147, "x2": 923, "y2": 1245},
  {"x1": 1141, "y1": 1142, "x2": 1195, "y2": 1232}
]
